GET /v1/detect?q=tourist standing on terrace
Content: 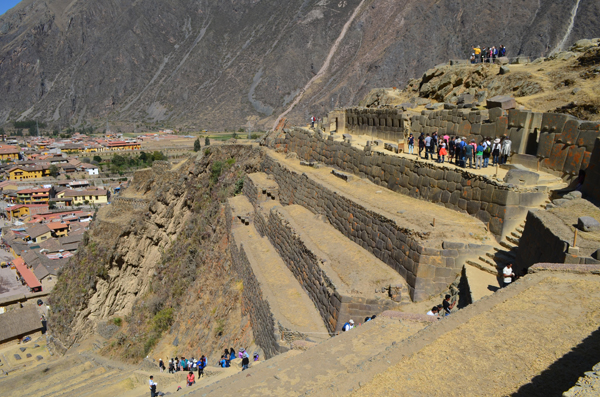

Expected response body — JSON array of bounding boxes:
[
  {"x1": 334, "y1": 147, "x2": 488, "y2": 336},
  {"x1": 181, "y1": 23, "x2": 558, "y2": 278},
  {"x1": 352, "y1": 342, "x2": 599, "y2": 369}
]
[
  {"x1": 408, "y1": 133, "x2": 414, "y2": 155},
  {"x1": 500, "y1": 136, "x2": 512, "y2": 164},
  {"x1": 424, "y1": 134, "x2": 431, "y2": 160},
  {"x1": 503, "y1": 264, "x2": 516, "y2": 287},
  {"x1": 491, "y1": 138, "x2": 501, "y2": 165},
  {"x1": 159, "y1": 358, "x2": 165, "y2": 373},
  {"x1": 418, "y1": 133, "x2": 425, "y2": 158}
]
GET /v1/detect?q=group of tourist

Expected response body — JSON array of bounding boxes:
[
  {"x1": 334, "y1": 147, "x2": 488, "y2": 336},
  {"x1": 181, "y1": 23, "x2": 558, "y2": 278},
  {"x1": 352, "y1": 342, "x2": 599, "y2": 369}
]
[
  {"x1": 471, "y1": 45, "x2": 506, "y2": 63},
  {"x1": 219, "y1": 348, "x2": 258, "y2": 370},
  {"x1": 427, "y1": 294, "x2": 457, "y2": 317},
  {"x1": 341, "y1": 315, "x2": 377, "y2": 332},
  {"x1": 408, "y1": 131, "x2": 512, "y2": 169},
  {"x1": 151, "y1": 347, "x2": 259, "y2": 394}
]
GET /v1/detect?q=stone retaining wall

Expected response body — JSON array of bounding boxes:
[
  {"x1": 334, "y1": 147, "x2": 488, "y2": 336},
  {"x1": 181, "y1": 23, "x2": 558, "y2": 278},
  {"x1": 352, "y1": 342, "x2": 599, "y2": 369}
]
[
  {"x1": 261, "y1": 154, "x2": 491, "y2": 302},
  {"x1": 335, "y1": 107, "x2": 406, "y2": 141},
  {"x1": 409, "y1": 107, "x2": 600, "y2": 179},
  {"x1": 516, "y1": 209, "x2": 600, "y2": 275},
  {"x1": 269, "y1": 127, "x2": 545, "y2": 239},
  {"x1": 111, "y1": 197, "x2": 150, "y2": 211},
  {"x1": 258, "y1": 207, "x2": 341, "y2": 333},
  {"x1": 226, "y1": 205, "x2": 280, "y2": 359}
]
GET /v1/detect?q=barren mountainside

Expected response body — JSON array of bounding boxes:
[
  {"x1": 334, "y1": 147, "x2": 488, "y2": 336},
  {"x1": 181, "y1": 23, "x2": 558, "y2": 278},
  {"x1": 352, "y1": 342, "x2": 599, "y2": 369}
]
[{"x1": 1, "y1": 0, "x2": 599, "y2": 130}]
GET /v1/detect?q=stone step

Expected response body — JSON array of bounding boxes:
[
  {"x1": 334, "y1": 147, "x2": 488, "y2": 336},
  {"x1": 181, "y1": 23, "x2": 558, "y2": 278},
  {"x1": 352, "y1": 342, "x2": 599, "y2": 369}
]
[
  {"x1": 500, "y1": 240, "x2": 517, "y2": 250},
  {"x1": 487, "y1": 250, "x2": 516, "y2": 264},
  {"x1": 516, "y1": 227, "x2": 524, "y2": 234},
  {"x1": 511, "y1": 231, "x2": 521, "y2": 238},
  {"x1": 466, "y1": 260, "x2": 498, "y2": 276},
  {"x1": 506, "y1": 235, "x2": 520, "y2": 245},
  {"x1": 478, "y1": 256, "x2": 498, "y2": 269}
]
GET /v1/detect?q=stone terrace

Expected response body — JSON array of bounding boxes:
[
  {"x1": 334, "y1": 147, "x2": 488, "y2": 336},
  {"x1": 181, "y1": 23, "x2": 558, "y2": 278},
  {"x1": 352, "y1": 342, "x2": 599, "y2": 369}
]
[
  {"x1": 228, "y1": 195, "x2": 328, "y2": 358},
  {"x1": 261, "y1": 150, "x2": 496, "y2": 301}
]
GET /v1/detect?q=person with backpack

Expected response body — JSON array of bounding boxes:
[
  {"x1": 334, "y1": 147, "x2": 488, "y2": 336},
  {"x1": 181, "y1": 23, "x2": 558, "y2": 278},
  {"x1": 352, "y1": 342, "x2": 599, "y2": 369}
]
[
  {"x1": 407, "y1": 133, "x2": 414, "y2": 155},
  {"x1": 464, "y1": 139, "x2": 474, "y2": 168},
  {"x1": 500, "y1": 45, "x2": 506, "y2": 57},
  {"x1": 418, "y1": 133, "x2": 425, "y2": 158},
  {"x1": 241, "y1": 350, "x2": 250, "y2": 370},
  {"x1": 448, "y1": 137, "x2": 456, "y2": 164},
  {"x1": 198, "y1": 355, "x2": 206, "y2": 378},
  {"x1": 168, "y1": 359, "x2": 175, "y2": 374},
  {"x1": 456, "y1": 138, "x2": 466, "y2": 167},
  {"x1": 483, "y1": 139, "x2": 492, "y2": 167},
  {"x1": 158, "y1": 359, "x2": 165, "y2": 373},
  {"x1": 219, "y1": 355, "x2": 227, "y2": 368},
  {"x1": 342, "y1": 319, "x2": 354, "y2": 331},
  {"x1": 475, "y1": 141, "x2": 484, "y2": 169},
  {"x1": 229, "y1": 348, "x2": 236, "y2": 361}
]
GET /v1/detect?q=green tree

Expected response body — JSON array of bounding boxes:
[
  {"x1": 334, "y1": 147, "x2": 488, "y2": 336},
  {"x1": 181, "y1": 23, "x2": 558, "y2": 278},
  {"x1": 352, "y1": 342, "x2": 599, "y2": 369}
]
[
  {"x1": 93, "y1": 155, "x2": 102, "y2": 163},
  {"x1": 139, "y1": 151, "x2": 148, "y2": 163},
  {"x1": 193, "y1": 138, "x2": 201, "y2": 152},
  {"x1": 152, "y1": 151, "x2": 166, "y2": 161},
  {"x1": 49, "y1": 165, "x2": 60, "y2": 178},
  {"x1": 205, "y1": 137, "x2": 210, "y2": 146},
  {"x1": 112, "y1": 154, "x2": 126, "y2": 167}
]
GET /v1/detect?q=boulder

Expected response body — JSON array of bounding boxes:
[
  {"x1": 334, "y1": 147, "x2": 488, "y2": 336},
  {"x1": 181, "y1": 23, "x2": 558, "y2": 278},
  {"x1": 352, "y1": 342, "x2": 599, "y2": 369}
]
[
  {"x1": 578, "y1": 216, "x2": 600, "y2": 232},
  {"x1": 570, "y1": 39, "x2": 596, "y2": 52},
  {"x1": 494, "y1": 57, "x2": 509, "y2": 65},
  {"x1": 499, "y1": 66, "x2": 510, "y2": 75},
  {"x1": 487, "y1": 95, "x2": 516, "y2": 110},
  {"x1": 503, "y1": 169, "x2": 540, "y2": 186}
]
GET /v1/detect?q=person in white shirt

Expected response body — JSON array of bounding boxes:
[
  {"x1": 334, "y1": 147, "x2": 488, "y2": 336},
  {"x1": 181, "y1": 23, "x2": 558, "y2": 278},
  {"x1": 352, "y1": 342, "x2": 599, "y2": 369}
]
[
  {"x1": 342, "y1": 319, "x2": 354, "y2": 331},
  {"x1": 149, "y1": 376, "x2": 158, "y2": 397},
  {"x1": 426, "y1": 306, "x2": 439, "y2": 316},
  {"x1": 503, "y1": 264, "x2": 515, "y2": 287}
]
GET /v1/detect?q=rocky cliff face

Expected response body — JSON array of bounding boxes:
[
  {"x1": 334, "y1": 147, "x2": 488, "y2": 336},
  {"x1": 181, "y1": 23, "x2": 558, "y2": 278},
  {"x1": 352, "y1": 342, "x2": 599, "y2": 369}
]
[
  {"x1": 49, "y1": 146, "x2": 264, "y2": 361},
  {"x1": 1, "y1": 0, "x2": 598, "y2": 130}
]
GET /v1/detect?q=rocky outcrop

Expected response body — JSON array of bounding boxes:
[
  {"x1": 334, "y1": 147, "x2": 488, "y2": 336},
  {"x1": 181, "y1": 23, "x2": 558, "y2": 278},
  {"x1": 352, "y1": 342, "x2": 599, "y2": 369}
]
[{"x1": 49, "y1": 146, "x2": 264, "y2": 361}]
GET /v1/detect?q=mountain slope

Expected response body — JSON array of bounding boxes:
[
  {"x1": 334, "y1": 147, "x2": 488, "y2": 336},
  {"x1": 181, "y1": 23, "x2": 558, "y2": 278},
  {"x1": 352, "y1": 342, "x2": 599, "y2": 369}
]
[{"x1": 0, "y1": 0, "x2": 599, "y2": 130}]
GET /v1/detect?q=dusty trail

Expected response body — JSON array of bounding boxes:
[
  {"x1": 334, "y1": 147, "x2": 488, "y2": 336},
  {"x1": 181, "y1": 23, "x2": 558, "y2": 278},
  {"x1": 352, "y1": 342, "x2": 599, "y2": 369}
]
[
  {"x1": 272, "y1": 0, "x2": 368, "y2": 130},
  {"x1": 550, "y1": 0, "x2": 582, "y2": 55}
]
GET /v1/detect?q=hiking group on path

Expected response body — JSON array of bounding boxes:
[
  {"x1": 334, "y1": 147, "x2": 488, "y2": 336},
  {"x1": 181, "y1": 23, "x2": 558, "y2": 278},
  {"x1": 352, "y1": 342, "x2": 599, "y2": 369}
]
[
  {"x1": 471, "y1": 45, "x2": 506, "y2": 63},
  {"x1": 408, "y1": 131, "x2": 512, "y2": 169}
]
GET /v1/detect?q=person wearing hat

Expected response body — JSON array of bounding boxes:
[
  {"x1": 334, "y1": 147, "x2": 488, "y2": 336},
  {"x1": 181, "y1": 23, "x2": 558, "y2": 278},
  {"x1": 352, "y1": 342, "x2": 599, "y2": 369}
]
[
  {"x1": 342, "y1": 319, "x2": 354, "y2": 331},
  {"x1": 492, "y1": 138, "x2": 501, "y2": 165}
]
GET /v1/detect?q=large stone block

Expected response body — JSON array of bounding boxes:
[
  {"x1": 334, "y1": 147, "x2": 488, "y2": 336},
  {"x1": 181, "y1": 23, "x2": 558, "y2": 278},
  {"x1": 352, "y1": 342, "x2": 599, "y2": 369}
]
[
  {"x1": 577, "y1": 129, "x2": 600, "y2": 152},
  {"x1": 537, "y1": 133, "x2": 555, "y2": 158},
  {"x1": 480, "y1": 123, "x2": 496, "y2": 138},
  {"x1": 487, "y1": 95, "x2": 516, "y2": 109},
  {"x1": 582, "y1": 150, "x2": 592, "y2": 171},
  {"x1": 496, "y1": 116, "x2": 508, "y2": 137},
  {"x1": 541, "y1": 113, "x2": 569, "y2": 134},
  {"x1": 492, "y1": 189, "x2": 519, "y2": 206},
  {"x1": 544, "y1": 143, "x2": 569, "y2": 171},
  {"x1": 563, "y1": 145, "x2": 586, "y2": 175},
  {"x1": 578, "y1": 216, "x2": 600, "y2": 232},
  {"x1": 503, "y1": 169, "x2": 540, "y2": 186},
  {"x1": 557, "y1": 119, "x2": 581, "y2": 145},
  {"x1": 488, "y1": 107, "x2": 504, "y2": 122},
  {"x1": 509, "y1": 128, "x2": 526, "y2": 154},
  {"x1": 508, "y1": 109, "x2": 531, "y2": 129}
]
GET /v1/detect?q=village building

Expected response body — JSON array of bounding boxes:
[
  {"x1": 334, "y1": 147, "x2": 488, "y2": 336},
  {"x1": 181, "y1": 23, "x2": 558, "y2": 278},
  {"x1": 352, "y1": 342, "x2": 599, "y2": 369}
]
[
  {"x1": 0, "y1": 306, "x2": 43, "y2": 346},
  {"x1": 24, "y1": 224, "x2": 52, "y2": 244},
  {"x1": 0, "y1": 144, "x2": 21, "y2": 161},
  {"x1": 8, "y1": 165, "x2": 51, "y2": 180},
  {"x1": 4, "y1": 204, "x2": 49, "y2": 221}
]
